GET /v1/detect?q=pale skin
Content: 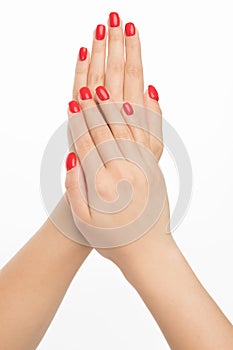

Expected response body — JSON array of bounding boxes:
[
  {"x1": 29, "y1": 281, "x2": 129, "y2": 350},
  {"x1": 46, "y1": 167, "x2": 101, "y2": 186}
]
[{"x1": 0, "y1": 12, "x2": 232, "y2": 350}]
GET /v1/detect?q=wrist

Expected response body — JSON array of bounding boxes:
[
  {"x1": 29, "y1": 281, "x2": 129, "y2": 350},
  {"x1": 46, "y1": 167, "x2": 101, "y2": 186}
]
[
  {"x1": 115, "y1": 233, "x2": 177, "y2": 285},
  {"x1": 42, "y1": 219, "x2": 92, "y2": 269}
]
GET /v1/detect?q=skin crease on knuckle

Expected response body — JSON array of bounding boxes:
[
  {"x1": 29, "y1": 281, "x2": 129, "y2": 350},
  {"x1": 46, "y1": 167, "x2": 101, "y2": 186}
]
[
  {"x1": 65, "y1": 176, "x2": 78, "y2": 192},
  {"x1": 96, "y1": 175, "x2": 119, "y2": 202},
  {"x1": 75, "y1": 64, "x2": 87, "y2": 76},
  {"x1": 125, "y1": 64, "x2": 143, "y2": 79},
  {"x1": 113, "y1": 125, "x2": 132, "y2": 141},
  {"x1": 91, "y1": 126, "x2": 112, "y2": 143},
  {"x1": 108, "y1": 29, "x2": 123, "y2": 42},
  {"x1": 88, "y1": 71, "x2": 105, "y2": 87},
  {"x1": 107, "y1": 62, "x2": 124, "y2": 75},
  {"x1": 77, "y1": 136, "x2": 94, "y2": 155},
  {"x1": 116, "y1": 165, "x2": 139, "y2": 187},
  {"x1": 96, "y1": 163, "x2": 138, "y2": 200}
]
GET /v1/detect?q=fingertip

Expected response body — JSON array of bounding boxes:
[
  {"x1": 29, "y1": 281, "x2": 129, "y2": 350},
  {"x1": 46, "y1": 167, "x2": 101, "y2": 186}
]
[
  {"x1": 122, "y1": 102, "x2": 134, "y2": 116},
  {"x1": 144, "y1": 86, "x2": 162, "y2": 116},
  {"x1": 125, "y1": 22, "x2": 136, "y2": 37},
  {"x1": 95, "y1": 85, "x2": 110, "y2": 102},
  {"x1": 68, "y1": 100, "x2": 81, "y2": 114},
  {"x1": 79, "y1": 86, "x2": 93, "y2": 101},
  {"x1": 109, "y1": 12, "x2": 121, "y2": 28},
  {"x1": 95, "y1": 24, "x2": 106, "y2": 41},
  {"x1": 148, "y1": 85, "x2": 159, "y2": 101},
  {"x1": 79, "y1": 47, "x2": 88, "y2": 61},
  {"x1": 66, "y1": 152, "x2": 77, "y2": 171}
]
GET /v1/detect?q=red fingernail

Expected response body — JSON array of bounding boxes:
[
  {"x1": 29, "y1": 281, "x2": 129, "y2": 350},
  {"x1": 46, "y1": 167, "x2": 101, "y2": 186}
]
[
  {"x1": 109, "y1": 12, "x2": 120, "y2": 27},
  {"x1": 96, "y1": 24, "x2": 106, "y2": 40},
  {"x1": 148, "y1": 85, "x2": 159, "y2": 101},
  {"x1": 79, "y1": 47, "x2": 87, "y2": 61},
  {"x1": 96, "y1": 86, "x2": 110, "y2": 101},
  {"x1": 80, "y1": 87, "x2": 92, "y2": 100},
  {"x1": 125, "y1": 22, "x2": 136, "y2": 36},
  {"x1": 69, "y1": 100, "x2": 81, "y2": 113},
  {"x1": 66, "y1": 152, "x2": 77, "y2": 171},
  {"x1": 123, "y1": 102, "x2": 134, "y2": 115}
]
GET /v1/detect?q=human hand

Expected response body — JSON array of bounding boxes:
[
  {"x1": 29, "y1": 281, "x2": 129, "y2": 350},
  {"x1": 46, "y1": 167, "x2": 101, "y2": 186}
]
[
  {"x1": 66, "y1": 91, "x2": 167, "y2": 245},
  {"x1": 66, "y1": 12, "x2": 170, "y2": 268}
]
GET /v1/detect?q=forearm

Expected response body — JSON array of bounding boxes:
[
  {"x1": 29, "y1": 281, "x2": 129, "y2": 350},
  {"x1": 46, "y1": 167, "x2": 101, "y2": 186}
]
[
  {"x1": 0, "y1": 219, "x2": 91, "y2": 350},
  {"x1": 119, "y1": 234, "x2": 233, "y2": 350}
]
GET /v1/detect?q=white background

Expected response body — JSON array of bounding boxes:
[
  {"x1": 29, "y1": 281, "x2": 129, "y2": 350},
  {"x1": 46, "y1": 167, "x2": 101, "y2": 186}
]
[{"x1": 0, "y1": 0, "x2": 233, "y2": 349}]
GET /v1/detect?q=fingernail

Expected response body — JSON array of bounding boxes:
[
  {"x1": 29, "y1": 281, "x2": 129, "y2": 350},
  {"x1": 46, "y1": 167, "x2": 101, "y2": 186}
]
[
  {"x1": 109, "y1": 12, "x2": 120, "y2": 27},
  {"x1": 96, "y1": 24, "x2": 106, "y2": 40},
  {"x1": 96, "y1": 86, "x2": 110, "y2": 101},
  {"x1": 125, "y1": 22, "x2": 136, "y2": 37},
  {"x1": 69, "y1": 100, "x2": 81, "y2": 113},
  {"x1": 148, "y1": 85, "x2": 159, "y2": 101},
  {"x1": 80, "y1": 87, "x2": 92, "y2": 100},
  {"x1": 79, "y1": 47, "x2": 87, "y2": 61},
  {"x1": 66, "y1": 152, "x2": 77, "y2": 171},
  {"x1": 123, "y1": 102, "x2": 134, "y2": 115}
]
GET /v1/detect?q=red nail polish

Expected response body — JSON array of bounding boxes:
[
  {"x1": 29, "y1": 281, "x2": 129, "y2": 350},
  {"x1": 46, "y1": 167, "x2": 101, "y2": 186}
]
[
  {"x1": 69, "y1": 100, "x2": 81, "y2": 113},
  {"x1": 125, "y1": 22, "x2": 136, "y2": 36},
  {"x1": 109, "y1": 12, "x2": 120, "y2": 27},
  {"x1": 79, "y1": 47, "x2": 87, "y2": 61},
  {"x1": 96, "y1": 86, "x2": 110, "y2": 101},
  {"x1": 66, "y1": 152, "x2": 77, "y2": 171},
  {"x1": 123, "y1": 102, "x2": 134, "y2": 115},
  {"x1": 148, "y1": 85, "x2": 159, "y2": 101},
  {"x1": 80, "y1": 87, "x2": 92, "y2": 100},
  {"x1": 96, "y1": 24, "x2": 106, "y2": 40}
]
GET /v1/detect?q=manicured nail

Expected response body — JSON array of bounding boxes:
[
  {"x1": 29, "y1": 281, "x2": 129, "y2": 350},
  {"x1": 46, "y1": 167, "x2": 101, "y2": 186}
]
[
  {"x1": 125, "y1": 22, "x2": 136, "y2": 37},
  {"x1": 80, "y1": 87, "x2": 92, "y2": 100},
  {"x1": 109, "y1": 12, "x2": 120, "y2": 27},
  {"x1": 96, "y1": 24, "x2": 106, "y2": 40},
  {"x1": 79, "y1": 47, "x2": 87, "y2": 61},
  {"x1": 69, "y1": 100, "x2": 81, "y2": 113},
  {"x1": 66, "y1": 152, "x2": 77, "y2": 171},
  {"x1": 123, "y1": 102, "x2": 134, "y2": 116},
  {"x1": 148, "y1": 85, "x2": 159, "y2": 101},
  {"x1": 96, "y1": 86, "x2": 110, "y2": 101}
]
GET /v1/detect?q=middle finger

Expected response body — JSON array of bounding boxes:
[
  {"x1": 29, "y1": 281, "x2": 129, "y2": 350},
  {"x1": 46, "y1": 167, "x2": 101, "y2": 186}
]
[{"x1": 105, "y1": 12, "x2": 124, "y2": 102}]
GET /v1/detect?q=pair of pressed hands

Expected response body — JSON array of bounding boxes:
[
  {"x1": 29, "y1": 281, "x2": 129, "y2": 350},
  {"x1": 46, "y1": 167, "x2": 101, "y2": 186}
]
[
  {"x1": 65, "y1": 12, "x2": 168, "y2": 263},
  {"x1": 0, "y1": 12, "x2": 233, "y2": 350}
]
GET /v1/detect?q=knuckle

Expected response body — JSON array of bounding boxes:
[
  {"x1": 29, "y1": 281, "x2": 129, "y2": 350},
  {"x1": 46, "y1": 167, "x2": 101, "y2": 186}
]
[
  {"x1": 96, "y1": 178, "x2": 113, "y2": 201},
  {"x1": 89, "y1": 71, "x2": 104, "y2": 86},
  {"x1": 65, "y1": 177, "x2": 78, "y2": 191},
  {"x1": 153, "y1": 139, "x2": 164, "y2": 158},
  {"x1": 75, "y1": 64, "x2": 87, "y2": 75},
  {"x1": 157, "y1": 142, "x2": 164, "y2": 156},
  {"x1": 126, "y1": 173, "x2": 137, "y2": 185},
  {"x1": 108, "y1": 61, "x2": 124, "y2": 75},
  {"x1": 96, "y1": 181, "x2": 108, "y2": 197},
  {"x1": 117, "y1": 168, "x2": 137, "y2": 185},
  {"x1": 93, "y1": 127, "x2": 111, "y2": 143},
  {"x1": 114, "y1": 125, "x2": 131, "y2": 140},
  {"x1": 109, "y1": 30, "x2": 123, "y2": 42},
  {"x1": 132, "y1": 129, "x2": 148, "y2": 148},
  {"x1": 139, "y1": 138, "x2": 148, "y2": 149},
  {"x1": 93, "y1": 41, "x2": 105, "y2": 54},
  {"x1": 126, "y1": 37, "x2": 140, "y2": 50},
  {"x1": 125, "y1": 64, "x2": 142, "y2": 78},
  {"x1": 78, "y1": 136, "x2": 93, "y2": 153}
]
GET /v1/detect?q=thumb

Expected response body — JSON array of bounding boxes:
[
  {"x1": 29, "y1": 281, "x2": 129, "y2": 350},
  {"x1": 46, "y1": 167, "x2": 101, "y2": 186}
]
[{"x1": 65, "y1": 152, "x2": 89, "y2": 218}]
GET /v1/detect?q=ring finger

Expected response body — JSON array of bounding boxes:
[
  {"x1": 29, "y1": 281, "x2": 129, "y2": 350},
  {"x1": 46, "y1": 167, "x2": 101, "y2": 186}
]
[
  {"x1": 87, "y1": 24, "x2": 106, "y2": 92},
  {"x1": 124, "y1": 22, "x2": 144, "y2": 105}
]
